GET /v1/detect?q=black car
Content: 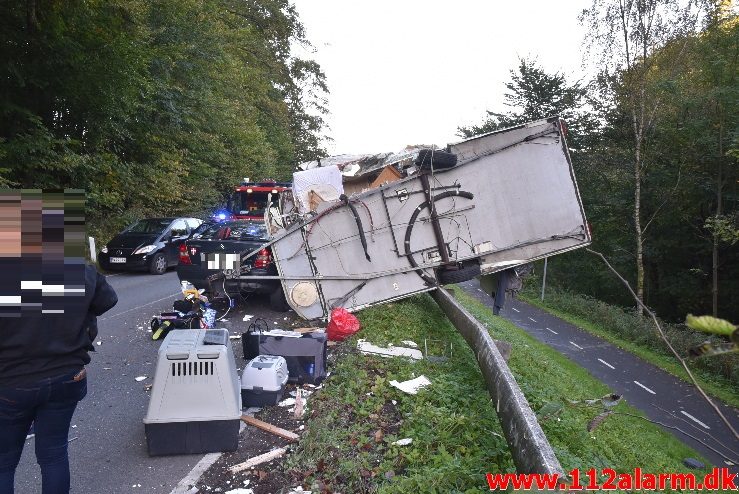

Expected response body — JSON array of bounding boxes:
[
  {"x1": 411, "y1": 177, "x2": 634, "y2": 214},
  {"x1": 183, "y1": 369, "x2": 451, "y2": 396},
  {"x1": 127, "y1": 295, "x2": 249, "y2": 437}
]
[
  {"x1": 99, "y1": 217, "x2": 203, "y2": 275},
  {"x1": 176, "y1": 220, "x2": 288, "y2": 311}
]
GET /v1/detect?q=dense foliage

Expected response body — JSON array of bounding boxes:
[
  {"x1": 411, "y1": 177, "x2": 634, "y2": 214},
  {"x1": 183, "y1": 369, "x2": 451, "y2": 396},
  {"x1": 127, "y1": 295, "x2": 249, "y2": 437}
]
[
  {"x1": 460, "y1": 5, "x2": 738, "y2": 323},
  {"x1": 0, "y1": 0, "x2": 328, "y2": 238}
]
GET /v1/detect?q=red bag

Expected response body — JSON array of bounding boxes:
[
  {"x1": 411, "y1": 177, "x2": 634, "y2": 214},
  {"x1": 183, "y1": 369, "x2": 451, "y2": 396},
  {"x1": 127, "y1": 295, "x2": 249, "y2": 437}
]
[{"x1": 326, "y1": 308, "x2": 361, "y2": 342}]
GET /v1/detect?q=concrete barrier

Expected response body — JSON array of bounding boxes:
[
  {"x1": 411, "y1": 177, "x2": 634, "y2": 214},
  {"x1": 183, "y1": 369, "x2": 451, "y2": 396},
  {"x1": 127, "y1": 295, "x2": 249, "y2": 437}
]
[{"x1": 431, "y1": 287, "x2": 564, "y2": 476}]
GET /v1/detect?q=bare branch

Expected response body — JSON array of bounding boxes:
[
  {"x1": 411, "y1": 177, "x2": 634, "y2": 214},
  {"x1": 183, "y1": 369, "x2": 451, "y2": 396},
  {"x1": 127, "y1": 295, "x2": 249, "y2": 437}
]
[
  {"x1": 586, "y1": 248, "x2": 739, "y2": 440},
  {"x1": 641, "y1": 166, "x2": 682, "y2": 236}
]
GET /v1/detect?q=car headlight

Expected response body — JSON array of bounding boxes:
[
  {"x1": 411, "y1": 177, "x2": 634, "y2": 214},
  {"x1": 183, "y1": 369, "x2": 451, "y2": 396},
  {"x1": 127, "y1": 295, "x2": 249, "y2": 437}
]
[
  {"x1": 133, "y1": 245, "x2": 156, "y2": 255},
  {"x1": 101, "y1": 245, "x2": 108, "y2": 254}
]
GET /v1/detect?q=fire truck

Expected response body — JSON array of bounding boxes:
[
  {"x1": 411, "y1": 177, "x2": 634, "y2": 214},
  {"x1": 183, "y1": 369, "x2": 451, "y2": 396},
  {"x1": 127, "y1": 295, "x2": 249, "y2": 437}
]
[{"x1": 214, "y1": 179, "x2": 291, "y2": 222}]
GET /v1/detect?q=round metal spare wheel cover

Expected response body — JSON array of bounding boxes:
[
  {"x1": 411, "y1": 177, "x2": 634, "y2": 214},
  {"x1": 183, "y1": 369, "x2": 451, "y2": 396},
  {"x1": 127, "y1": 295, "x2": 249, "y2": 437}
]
[{"x1": 291, "y1": 282, "x2": 318, "y2": 307}]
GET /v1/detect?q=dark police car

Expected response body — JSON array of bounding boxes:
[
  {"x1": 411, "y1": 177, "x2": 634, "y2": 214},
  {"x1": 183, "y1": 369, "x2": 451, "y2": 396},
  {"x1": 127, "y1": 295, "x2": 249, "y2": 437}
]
[
  {"x1": 99, "y1": 217, "x2": 202, "y2": 275},
  {"x1": 176, "y1": 220, "x2": 288, "y2": 310}
]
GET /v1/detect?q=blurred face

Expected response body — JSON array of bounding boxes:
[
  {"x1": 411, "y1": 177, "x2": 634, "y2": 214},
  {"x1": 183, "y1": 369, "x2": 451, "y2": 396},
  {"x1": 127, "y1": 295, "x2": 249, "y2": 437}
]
[
  {"x1": 0, "y1": 197, "x2": 21, "y2": 257},
  {"x1": 0, "y1": 190, "x2": 85, "y2": 259}
]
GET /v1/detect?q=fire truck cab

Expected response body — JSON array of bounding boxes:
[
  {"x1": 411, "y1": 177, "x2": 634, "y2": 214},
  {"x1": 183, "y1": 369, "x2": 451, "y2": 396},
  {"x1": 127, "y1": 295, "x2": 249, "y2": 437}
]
[{"x1": 224, "y1": 179, "x2": 291, "y2": 222}]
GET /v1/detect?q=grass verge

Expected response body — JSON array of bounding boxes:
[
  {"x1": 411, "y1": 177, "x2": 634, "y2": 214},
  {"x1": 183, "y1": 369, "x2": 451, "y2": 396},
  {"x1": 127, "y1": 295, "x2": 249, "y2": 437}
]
[
  {"x1": 284, "y1": 292, "x2": 709, "y2": 493},
  {"x1": 518, "y1": 287, "x2": 739, "y2": 409}
]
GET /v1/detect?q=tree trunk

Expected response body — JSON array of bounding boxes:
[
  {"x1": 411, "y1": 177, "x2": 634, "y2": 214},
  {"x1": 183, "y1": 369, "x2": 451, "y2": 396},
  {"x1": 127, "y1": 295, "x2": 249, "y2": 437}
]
[
  {"x1": 712, "y1": 115, "x2": 724, "y2": 317},
  {"x1": 634, "y1": 142, "x2": 645, "y2": 316}
]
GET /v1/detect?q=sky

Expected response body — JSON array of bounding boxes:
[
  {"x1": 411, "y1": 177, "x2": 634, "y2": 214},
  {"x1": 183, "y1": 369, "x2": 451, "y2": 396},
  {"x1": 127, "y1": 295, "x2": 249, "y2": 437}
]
[{"x1": 292, "y1": 0, "x2": 594, "y2": 155}]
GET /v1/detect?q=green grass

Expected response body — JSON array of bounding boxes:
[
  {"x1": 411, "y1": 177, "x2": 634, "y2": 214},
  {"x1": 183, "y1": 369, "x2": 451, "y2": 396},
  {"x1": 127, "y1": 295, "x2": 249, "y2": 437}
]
[
  {"x1": 285, "y1": 293, "x2": 710, "y2": 493},
  {"x1": 518, "y1": 287, "x2": 739, "y2": 409}
]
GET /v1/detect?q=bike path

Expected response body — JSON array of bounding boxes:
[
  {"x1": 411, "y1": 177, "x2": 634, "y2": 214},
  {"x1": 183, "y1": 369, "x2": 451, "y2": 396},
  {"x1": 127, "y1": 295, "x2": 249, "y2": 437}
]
[{"x1": 459, "y1": 280, "x2": 739, "y2": 471}]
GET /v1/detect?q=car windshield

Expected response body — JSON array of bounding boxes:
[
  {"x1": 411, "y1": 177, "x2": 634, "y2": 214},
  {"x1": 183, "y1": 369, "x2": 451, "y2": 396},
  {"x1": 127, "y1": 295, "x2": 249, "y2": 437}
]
[
  {"x1": 198, "y1": 221, "x2": 268, "y2": 241},
  {"x1": 126, "y1": 219, "x2": 172, "y2": 235}
]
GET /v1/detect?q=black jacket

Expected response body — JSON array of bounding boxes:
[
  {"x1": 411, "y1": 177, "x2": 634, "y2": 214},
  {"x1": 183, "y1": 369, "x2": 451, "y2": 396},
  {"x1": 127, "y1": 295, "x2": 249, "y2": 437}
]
[{"x1": 0, "y1": 263, "x2": 118, "y2": 386}]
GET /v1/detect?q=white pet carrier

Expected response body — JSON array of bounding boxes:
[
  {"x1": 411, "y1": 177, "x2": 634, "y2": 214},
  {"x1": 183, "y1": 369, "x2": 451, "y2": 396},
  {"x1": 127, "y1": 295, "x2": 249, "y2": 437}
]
[{"x1": 143, "y1": 329, "x2": 241, "y2": 455}]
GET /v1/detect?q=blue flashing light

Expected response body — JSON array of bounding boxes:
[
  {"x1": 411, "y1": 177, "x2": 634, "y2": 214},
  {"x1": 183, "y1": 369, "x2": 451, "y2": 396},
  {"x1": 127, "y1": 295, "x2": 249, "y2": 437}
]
[{"x1": 212, "y1": 210, "x2": 229, "y2": 222}]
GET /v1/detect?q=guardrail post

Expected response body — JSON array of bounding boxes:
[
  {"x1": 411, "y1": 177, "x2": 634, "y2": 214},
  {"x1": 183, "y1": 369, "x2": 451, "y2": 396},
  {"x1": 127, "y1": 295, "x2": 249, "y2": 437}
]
[
  {"x1": 431, "y1": 287, "x2": 564, "y2": 476},
  {"x1": 88, "y1": 236, "x2": 96, "y2": 263}
]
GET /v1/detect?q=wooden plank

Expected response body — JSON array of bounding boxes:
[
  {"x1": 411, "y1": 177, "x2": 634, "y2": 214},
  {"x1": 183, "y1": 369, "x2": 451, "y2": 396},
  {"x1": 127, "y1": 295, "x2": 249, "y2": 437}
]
[
  {"x1": 240, "y1": 415, "x2": 299, "y2": 442},
  {"x1": 229, "y1": 447, "x2": 287, "y2": 474}
]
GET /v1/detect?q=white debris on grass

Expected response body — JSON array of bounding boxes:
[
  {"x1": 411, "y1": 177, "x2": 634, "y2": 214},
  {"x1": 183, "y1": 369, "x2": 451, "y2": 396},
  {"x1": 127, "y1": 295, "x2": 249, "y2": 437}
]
[
  {"x1": 288, "y1": 487, "x2": 312, "y2": 494},
  {"x1": 392, "y1": 438, "x2": 413, "y2": 446},
  {"x1": 135, "y1": 376, "x2": 147, "y2": 382},
  {"x1": 224, "y1": 489, "x2": 253, "y2": 494},
  {"x1": 400, "y1": 340, "x2": 418, "y2": 348},
  {"x1": 278, "y1": 397, "x2": 296, "y2": 407},
  {"x1": 357, "y1": 339, "x2": 423, "y2": 360},
  {"x1": 389, "y1": 375, "x2": 431, "y2": 395}
]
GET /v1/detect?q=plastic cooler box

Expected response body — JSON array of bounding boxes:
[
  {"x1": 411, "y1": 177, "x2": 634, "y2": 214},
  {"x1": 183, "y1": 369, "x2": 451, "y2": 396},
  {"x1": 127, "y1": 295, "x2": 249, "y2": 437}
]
[
  {"x1": 241, "y1": 355, "x2": 288, "y2": 407},
  {"x1": 143, "y1": 329, "x2": 241, "y2": 456}
]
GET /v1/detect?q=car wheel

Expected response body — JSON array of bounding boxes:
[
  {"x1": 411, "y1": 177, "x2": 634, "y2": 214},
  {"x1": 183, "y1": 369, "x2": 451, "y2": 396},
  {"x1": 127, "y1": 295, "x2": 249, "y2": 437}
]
[
  {"x1": 269, "y1": 287, "x2": 290, "y2": 312},
  {"x1": 149, "y1": 253, "x2": 168, "y2": 275},
  {"x1": 436, "y1": 263, "x2": 481, "y2": 285}
]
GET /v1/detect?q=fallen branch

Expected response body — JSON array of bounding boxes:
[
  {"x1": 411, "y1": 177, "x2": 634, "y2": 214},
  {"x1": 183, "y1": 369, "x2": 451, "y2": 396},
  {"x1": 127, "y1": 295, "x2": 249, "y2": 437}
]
[
  {"x1": 241, "y1": 415, "x2": 300, "y2": 442},
  {"x1": 229, "y1": 447, "x2": 287, "y2": 474},
  {"x1": 586, "y1": 248, "x2": 738, "y2": 441},
  {"x1": 611, "y1": 411, "x2": 737, "y2": 465}
]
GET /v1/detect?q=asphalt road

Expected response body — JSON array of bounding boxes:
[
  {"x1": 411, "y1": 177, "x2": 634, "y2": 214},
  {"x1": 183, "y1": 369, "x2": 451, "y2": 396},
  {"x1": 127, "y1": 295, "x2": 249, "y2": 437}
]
[
  {"x1": 460, "y1": 280, "x2": 739, "y2": 471},
  {"x1": 14, "y1": 270, "x2": 290, "y2": 494}
]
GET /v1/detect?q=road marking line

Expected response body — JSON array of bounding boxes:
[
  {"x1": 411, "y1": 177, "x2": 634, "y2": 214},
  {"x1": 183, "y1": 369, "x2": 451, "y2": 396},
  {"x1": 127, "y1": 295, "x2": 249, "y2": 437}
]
[
  {"x1": 598, "y1": 358, "x2": 615, "y2": 370},
  {"x1": 169, "y1": 409, "x2": 257, "y2": 494},
  {"x1": 680, "y1": 410, "x2": 711, "y2": 430},
  {"x1": 98, "y1": 291, "x2": 181, "y2": 322},
  {"x1": 528, "y1": 317, "x2": 537, "y2": 322},
  {"x1": 569, "y1": 341, "x2": 584, "y2": 350},
  {"x1": 546, "y1": 327, "x2": 558, "y2": 334},
  {"x1": 633, "y1": 381, "x2": 656, "y2": 395},
  {"x1": 512, "y1": 307, "x2": 520, "y2": 312}
]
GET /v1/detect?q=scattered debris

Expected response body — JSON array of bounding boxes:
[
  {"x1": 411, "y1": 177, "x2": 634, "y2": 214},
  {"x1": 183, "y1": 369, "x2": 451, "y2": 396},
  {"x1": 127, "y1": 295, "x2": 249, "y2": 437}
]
[
  {"x1": 224, "y1": 489, "x2": 254, "y2": 494},
  {"x1": 392, "y1": 438, "x2": 413, "y2": 446},
  {"x1": 494, "y1": 340, "x2": 512, "y2": 362},
  {"x1": 278, "y1": 398, "x2": 296, "y2": 407},
  {"x1": 229, "y1": 448, "x2": 287, "y2": 474},
  {"x1": 587, "y1": 411, "x2": 613, "y2": 432},
  {"x1": 229, "y1": 335, "x2": 241, "y2": 340},
  {"x1": 389, "y1": 375, "x2": 431, "y2": 394},
  {"x1": 240, "y1": 415, "x2": 299, "y2": 442},
  {"x1": 135, "y1": 376, "x2": 147, "y2": 382},
  {"x1": 103, "y1": 367, "x2": 112, "y2": 370},
  {"x1": 357, "y1": 340, "x2": 423, "y2": 360},
  {"x1": 537, "y1": 402, "x2": 564, "y2": 420},
  {"x1": 243, "y1": 315, "x2": 253, "y2": 322},
  {"x1": 400, "y1": 340, "x2": 418, "y2": 348},
  {"x1": 294, "y1": 389, "x2": 304, "y2": 419},
  {"x1": 96, "y1": 341, "x2": 102, "y2": 346},
  {"x1": 373, "y1": 429, "x2": 384, "y2": 442},
  {"x1": 683, "y1": 458, "x2": 706, "y2": 469},
  {"x1": 144, "y1": 383, "x2": 153, "y2": 391}
]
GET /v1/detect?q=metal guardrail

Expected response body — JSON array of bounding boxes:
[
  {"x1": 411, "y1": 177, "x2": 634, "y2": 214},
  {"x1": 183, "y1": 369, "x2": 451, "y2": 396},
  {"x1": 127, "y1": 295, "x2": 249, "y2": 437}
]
[{"x1": 431, "y1": 287, "x2": 564, "y2": 476}]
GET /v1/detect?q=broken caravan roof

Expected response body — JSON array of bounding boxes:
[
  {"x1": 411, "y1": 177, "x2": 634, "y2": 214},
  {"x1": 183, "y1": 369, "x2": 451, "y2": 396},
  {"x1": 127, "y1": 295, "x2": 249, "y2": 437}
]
[{"x1": 258, "y1": 116, "x2": 590, "y2": 320}]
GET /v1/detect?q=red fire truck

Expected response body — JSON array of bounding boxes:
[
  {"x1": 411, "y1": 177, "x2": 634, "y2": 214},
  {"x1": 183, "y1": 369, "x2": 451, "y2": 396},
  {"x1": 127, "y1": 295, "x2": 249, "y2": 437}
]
[{"x1": 217, "y1": 179, "x2": 291, "y2": 222}]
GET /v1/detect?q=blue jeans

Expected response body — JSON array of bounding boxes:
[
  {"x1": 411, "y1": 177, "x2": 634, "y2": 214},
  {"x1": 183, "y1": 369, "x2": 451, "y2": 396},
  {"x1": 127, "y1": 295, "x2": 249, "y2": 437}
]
[{"x1": 0, "y1": 369, "x2": 87, "y2": 494}]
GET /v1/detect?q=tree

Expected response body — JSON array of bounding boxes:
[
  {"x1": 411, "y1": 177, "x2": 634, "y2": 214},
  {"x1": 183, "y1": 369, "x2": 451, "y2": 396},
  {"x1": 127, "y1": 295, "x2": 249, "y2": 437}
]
[
  {"x1": 458, "y1": 58, "x2": 594, "y2": 151},
  {"x1": 0, "y1": 0, "x2": 330, "y2": 239},
  {"x1": 580, "y1": 0, "x2": 708, "y2": 314}
]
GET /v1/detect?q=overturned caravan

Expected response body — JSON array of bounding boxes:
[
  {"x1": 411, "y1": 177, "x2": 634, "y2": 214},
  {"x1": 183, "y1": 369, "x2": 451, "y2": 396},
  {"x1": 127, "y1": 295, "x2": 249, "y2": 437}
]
[{"x1": 255, "y1": 117, "x2": 590, "y2": 320}]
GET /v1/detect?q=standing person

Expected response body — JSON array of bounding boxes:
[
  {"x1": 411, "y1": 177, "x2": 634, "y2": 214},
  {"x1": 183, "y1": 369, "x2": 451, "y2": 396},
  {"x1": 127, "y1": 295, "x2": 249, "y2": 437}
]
[{"x1": 0, "y1": 190, "x2": 118, "y2": 494}]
